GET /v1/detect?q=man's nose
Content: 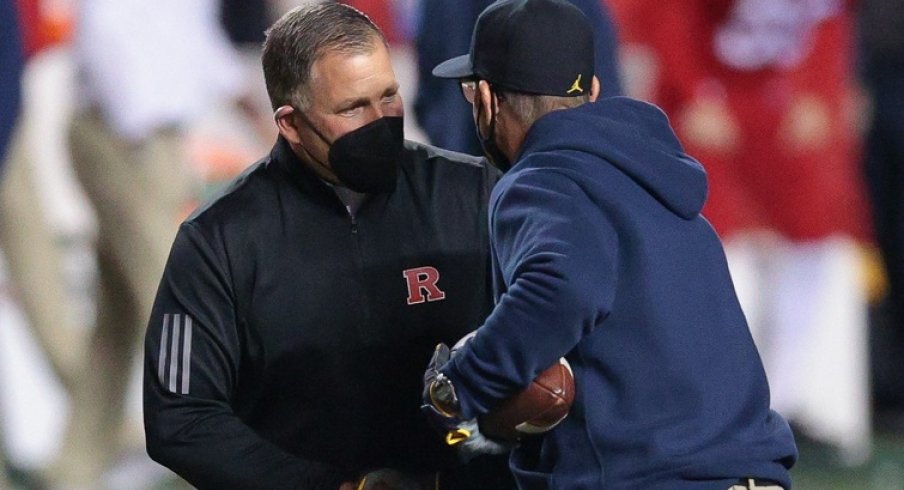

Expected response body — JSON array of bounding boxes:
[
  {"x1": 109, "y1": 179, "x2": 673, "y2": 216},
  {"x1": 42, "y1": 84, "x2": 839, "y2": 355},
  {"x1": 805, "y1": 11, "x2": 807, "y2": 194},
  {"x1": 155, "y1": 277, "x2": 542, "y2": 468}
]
[{"x1": 361, "y1": 104, "x2": 384, "y2": 125}]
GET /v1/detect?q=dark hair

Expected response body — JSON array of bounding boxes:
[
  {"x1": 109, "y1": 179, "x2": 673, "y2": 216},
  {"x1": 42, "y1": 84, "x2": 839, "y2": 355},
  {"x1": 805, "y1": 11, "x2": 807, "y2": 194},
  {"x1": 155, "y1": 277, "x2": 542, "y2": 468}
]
[{"x1": 262, "y1": 2, "x2": 386, "y2": 110}]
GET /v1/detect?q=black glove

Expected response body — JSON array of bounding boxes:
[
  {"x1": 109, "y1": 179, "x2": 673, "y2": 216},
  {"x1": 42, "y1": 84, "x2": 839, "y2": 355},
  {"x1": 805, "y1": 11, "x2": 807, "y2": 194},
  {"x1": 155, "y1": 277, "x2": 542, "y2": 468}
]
[
  {"x1": 421, "y1": 342, "x2": 512, "y2": 458},
  {"x1": 421, "y1": 343, "x2": 464, "y2": 436}
]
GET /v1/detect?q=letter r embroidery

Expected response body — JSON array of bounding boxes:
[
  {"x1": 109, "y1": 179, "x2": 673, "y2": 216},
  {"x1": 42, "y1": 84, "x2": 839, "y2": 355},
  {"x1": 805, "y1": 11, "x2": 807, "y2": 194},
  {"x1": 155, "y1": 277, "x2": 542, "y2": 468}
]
[{"x1": 403, "y1": 266, "x2": 447, "y2": 305}]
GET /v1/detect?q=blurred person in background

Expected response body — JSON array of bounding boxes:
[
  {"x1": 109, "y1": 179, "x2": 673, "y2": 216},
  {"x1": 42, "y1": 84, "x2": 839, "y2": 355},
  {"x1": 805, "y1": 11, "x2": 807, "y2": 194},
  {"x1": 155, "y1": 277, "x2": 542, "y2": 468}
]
[
  {"x1": 218, "y1": 0, "x2": 278, "y2": 139},
  {"x1": 1, "y1": 0, "x2": 81, "y2": 397},
  {"x1": 54, "y1": 0, "x2": 247, "y2": 486},
  {"x1": 0, "y1": 0, "x2": 25, "y2": 487},
  {"x1": 185, "y1": 0, "x2": 277, "y2": 198},
  {"x1": 612, "y1": 0, "x2": 873, "y2": 464},
  {"x1": 220, "y1": 0, "x2": 270, "y2": 47},
  {"x1": 858, "y1": 0, "x2": 904, "y2": 426},
  {"x1": 1, "y1": 0, "x2": 83, "y2": 487},
  {"x1": 413, "y1": 0, "x2": 624, "y2": 156}
]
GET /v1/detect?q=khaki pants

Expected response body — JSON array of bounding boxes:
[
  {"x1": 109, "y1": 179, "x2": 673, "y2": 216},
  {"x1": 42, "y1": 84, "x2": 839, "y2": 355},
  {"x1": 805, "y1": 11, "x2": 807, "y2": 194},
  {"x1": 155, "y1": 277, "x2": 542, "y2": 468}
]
[
  {"x1": 0, "y1": 123, "x2": 83, "y2": 388},
  {"x1": 1, "y1": 120, "x2": 86, "y2": 487},
  {"x1": 52, "y1": 111, "x2": 193, "y2": 486}
]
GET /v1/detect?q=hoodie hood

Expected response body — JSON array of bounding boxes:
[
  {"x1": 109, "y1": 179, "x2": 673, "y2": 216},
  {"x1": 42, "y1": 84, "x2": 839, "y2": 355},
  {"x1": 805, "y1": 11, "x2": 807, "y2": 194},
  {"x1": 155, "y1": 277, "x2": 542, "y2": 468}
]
[{"x1": 517, "y1": 97, "x2": 707, "y2": 219}]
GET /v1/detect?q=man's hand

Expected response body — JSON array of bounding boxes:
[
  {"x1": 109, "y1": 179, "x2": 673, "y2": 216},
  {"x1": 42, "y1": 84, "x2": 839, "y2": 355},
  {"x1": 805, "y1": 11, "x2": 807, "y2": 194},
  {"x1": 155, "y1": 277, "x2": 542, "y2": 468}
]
[
  {"x1": 422, "y1": 343, "x2": 463, "y2": 433},
  {"x1": 421, "y1": 342, "x2": 513, "y2": 459}
]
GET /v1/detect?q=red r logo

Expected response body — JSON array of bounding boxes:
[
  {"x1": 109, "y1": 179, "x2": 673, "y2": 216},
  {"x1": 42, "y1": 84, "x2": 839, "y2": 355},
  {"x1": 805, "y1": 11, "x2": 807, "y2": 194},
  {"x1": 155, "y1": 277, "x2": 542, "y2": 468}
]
[{"x1": 403, "y1": 266, "x2": 447, "y2": 305}]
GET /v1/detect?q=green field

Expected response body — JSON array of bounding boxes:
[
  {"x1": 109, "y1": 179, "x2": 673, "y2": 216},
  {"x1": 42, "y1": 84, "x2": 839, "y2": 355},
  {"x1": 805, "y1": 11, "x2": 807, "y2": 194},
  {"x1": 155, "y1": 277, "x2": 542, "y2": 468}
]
[{"x1": 792, "y1": 432, "x2": 904, "y2": 490}]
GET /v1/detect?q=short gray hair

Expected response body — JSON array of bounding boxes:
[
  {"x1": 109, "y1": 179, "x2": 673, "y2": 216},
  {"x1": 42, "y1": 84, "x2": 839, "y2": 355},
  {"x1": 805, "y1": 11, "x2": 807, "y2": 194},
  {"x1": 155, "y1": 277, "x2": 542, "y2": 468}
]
[
  {"x1": 262, "y1": 2, "x2": 387, "y2": 110},
  {"x1": 500, "y1": 91, "x2": 591, "y2": 128}
]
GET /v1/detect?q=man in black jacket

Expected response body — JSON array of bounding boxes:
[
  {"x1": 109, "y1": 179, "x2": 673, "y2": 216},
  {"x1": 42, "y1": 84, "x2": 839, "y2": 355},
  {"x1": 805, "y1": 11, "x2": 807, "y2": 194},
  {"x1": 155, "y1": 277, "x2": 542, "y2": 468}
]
[{"x1": 143, "y1": 3, "x2": 513, "y2": 489}]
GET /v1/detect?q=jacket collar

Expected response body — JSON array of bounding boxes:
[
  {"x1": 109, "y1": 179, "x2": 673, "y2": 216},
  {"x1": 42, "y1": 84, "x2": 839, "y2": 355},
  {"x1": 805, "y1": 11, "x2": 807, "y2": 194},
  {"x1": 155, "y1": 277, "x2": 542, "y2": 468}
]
[
  {"x1": 271, "y1": 136, "x2": 340, "y2": 202},
  {"x1": 271, "y1": 136, "x2": 398, "y2": 215}
]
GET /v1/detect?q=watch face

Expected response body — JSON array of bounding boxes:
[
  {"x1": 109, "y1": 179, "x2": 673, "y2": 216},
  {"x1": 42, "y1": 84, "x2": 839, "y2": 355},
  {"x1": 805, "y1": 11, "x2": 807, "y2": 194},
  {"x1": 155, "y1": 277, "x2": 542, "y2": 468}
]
[{"x1": 431, "y1": 374, "x2": 459, "y2": 417}]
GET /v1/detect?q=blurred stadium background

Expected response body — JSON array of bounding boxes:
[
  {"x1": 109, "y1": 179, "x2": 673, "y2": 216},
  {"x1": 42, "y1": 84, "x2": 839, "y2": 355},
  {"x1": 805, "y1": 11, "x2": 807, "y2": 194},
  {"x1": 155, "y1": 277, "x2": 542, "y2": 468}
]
[{"x1": 1, "y1": 0, "x2": 902, "y2": 488}]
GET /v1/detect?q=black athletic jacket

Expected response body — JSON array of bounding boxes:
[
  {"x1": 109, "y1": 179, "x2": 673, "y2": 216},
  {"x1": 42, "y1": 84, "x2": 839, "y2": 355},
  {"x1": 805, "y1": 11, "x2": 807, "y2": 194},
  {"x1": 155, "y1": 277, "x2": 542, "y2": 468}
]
[{"x1": 143, "y1": 137, "x2": 512, "y2": 489}]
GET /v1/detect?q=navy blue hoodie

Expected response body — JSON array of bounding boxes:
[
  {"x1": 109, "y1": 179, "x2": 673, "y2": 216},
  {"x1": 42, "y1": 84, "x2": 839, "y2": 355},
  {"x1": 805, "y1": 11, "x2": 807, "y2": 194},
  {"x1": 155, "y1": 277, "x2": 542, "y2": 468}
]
[{"x1": 443, "y1": 97, "x2": 797, "y2": 489}]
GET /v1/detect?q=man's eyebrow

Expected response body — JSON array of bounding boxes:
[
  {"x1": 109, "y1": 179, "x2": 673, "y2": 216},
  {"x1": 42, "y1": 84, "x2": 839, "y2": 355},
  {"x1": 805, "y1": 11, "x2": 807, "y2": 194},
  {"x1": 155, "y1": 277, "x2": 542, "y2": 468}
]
[
  {"x1": 335, "y1": 96, "x2": 370, "y2": 110},
  {"x1": 334, "y1": 86, "x2": 400, "y2": 111}
]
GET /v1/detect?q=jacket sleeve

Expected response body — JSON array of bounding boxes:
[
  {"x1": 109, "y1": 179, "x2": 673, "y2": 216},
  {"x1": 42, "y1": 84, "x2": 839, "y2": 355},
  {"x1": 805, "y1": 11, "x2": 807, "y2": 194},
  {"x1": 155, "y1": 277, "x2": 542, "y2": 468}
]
[
  {"x1": 143, "y1": 222, "x2": 351, "y2": 489},
  {"x1": 444, "y1": 169, "x2": 619, "y2": 418}
]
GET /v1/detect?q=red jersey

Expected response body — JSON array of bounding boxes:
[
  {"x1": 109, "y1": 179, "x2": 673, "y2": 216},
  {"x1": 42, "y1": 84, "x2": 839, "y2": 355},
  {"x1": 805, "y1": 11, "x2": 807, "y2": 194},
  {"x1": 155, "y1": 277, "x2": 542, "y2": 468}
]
[{"x1": 611, "y1": 0, "x2": 870, "y2": 240}]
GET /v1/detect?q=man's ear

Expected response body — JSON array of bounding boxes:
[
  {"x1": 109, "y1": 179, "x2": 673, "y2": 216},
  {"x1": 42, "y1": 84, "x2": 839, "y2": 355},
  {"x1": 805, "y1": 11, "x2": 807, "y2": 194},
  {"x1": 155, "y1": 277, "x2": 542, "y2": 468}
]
[
  {"x1": 590, "y1": 76, "x2": 601, "y2": 103},
  {"x1": 274, "y1": 105, "x2": 303, "y2": 146},
  {"x1": 477, "y1": 80, "x2": 496, "y2": 121}
]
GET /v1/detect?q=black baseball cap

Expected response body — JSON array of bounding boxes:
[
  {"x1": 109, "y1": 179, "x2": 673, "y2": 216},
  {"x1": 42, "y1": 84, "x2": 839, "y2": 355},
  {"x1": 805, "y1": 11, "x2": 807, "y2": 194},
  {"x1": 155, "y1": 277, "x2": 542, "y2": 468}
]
[{"x1": 432, "y1": 0, "x2": 594, "y2": 97}]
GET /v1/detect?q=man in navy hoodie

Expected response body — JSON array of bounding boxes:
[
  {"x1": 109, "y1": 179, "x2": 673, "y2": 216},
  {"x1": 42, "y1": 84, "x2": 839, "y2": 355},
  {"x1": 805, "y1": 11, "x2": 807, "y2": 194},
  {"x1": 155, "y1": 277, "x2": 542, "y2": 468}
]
[{"x1": 422, "y1": 0, "x2": 798, "y2": 488}]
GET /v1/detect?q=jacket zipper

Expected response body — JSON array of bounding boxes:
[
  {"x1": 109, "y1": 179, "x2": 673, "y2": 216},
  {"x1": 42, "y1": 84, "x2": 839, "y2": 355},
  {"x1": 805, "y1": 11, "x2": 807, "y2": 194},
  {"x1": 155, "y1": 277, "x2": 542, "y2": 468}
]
[{"x1": 347, "y1": 210, "x2": 372, "y2": 339}]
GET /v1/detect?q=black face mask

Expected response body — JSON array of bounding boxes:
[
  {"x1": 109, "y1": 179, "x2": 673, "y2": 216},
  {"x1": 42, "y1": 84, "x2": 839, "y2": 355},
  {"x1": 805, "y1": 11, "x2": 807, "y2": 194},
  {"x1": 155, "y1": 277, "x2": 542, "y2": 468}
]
[
  {"x1": 475, "y1": 91, "x2": 512, "y2": 173},
  {"x1": 302, "y1": 114, "x2": 404, "y2": 194}
]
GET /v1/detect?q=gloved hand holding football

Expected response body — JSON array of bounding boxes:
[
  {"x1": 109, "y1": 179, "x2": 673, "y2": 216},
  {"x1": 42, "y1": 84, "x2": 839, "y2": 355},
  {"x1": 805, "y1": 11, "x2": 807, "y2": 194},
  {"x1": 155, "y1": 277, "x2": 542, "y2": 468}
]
[{"x1": 421, "y1": 330, "x2": 575, "y2": 452}]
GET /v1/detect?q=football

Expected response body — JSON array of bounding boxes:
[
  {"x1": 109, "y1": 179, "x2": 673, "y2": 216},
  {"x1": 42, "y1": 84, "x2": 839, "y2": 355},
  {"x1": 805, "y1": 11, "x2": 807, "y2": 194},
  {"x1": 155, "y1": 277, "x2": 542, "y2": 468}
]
[
  {"x1": 449, "y1": 331, "x2": 576, "y2": 442},
  {"x1": 478, "y1": 357, "x2": 575, "y2": 442}
]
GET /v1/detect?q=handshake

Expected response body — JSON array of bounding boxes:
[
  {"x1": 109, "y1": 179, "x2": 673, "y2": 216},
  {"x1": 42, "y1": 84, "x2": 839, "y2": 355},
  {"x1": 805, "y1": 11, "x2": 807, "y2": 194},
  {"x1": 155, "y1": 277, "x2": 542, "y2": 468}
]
[
  {"x1": 337, "y1": 337, "x2": 507, "y2": 490},
  {"x1": 341, "y1": 331, "x2": 574, "y2": 489},
  {"x1": 422, "y1": 332, "x2": 575, "y2": 453}
]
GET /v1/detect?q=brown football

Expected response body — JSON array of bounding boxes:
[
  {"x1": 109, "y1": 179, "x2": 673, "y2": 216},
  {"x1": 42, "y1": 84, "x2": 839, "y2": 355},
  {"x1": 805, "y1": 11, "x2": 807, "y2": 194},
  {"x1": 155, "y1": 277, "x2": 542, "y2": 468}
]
[{"x1": 478, "y1": 358, "x2": 575, "y2": 442}]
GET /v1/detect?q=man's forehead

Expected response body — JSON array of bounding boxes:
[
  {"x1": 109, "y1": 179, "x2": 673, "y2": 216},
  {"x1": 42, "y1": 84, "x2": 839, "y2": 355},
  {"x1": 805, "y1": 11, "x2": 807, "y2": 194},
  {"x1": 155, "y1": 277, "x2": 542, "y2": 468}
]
[{"x1": 308, "y1": 44, "x2": 396, "y2": 98}]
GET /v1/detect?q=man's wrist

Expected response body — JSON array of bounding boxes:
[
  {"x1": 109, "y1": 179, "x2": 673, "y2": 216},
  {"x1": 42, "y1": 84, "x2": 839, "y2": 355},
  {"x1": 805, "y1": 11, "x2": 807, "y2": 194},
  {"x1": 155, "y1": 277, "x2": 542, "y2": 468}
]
[{"x1": 429, "y1": 372, "x2": 460, "y2": 417}]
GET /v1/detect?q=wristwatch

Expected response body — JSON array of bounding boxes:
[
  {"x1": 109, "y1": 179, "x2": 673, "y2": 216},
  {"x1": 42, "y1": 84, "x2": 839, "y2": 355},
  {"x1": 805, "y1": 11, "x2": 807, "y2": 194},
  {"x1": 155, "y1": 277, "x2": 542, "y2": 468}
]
[{"x1": 429, "y1": 373, "x2": 460, "y2": 418}]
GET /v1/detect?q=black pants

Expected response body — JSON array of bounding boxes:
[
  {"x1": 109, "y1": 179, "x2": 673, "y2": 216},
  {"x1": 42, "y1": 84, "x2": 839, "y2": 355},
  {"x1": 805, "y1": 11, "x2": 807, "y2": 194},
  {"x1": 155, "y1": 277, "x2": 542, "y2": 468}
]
[{"x1": 864, "y1": 71, "x2": 904, "y2": 411}]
